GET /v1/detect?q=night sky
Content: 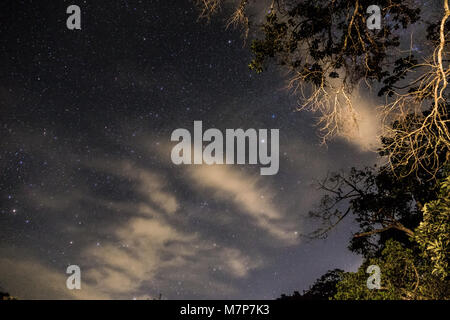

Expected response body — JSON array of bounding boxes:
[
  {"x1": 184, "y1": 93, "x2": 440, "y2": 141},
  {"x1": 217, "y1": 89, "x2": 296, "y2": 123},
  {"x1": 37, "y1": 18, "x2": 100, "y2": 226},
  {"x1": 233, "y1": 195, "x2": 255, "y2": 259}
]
[{"x1": 0, "y1": 0, "x2": 378, "y2": 299}]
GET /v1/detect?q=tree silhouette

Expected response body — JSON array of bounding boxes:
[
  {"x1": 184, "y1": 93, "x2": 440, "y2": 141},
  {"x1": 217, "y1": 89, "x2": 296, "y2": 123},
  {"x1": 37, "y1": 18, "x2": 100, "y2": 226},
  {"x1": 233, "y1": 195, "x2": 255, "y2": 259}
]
[
  {"x1": 0, "y1": 291, "x2": 17, "y2": 300},
  {"x1": 279, "y1": 269, "x2": 344, "y2": 300}
]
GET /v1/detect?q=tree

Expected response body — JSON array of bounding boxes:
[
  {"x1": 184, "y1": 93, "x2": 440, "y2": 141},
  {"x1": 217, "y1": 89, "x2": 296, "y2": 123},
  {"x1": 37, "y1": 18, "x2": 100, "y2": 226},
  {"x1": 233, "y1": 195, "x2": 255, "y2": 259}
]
[
  {"x1": 414, "y1": 170, "x2": 450, "y2": 279},
  {"x1": 279, "y1": 269, "x2": 344, "y2": 300},
  {"x1": 0, "y1": 291, "x2": 17, "y2": 300},
  {"x1": 334, "y1": 239, "x2": 450, "y2": 300},
  {"x1": 303, "y1": 139, "x2": 449, "y2": 299},
  {"x1": 289, "y1": 163, "x2": 449, "y2": 300}
]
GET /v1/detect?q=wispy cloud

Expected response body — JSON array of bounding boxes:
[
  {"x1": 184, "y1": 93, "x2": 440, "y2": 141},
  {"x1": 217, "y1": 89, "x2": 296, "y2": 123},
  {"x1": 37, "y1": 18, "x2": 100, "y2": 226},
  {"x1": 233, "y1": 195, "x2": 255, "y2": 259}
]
[
  {"x1": 187, "y1": 164, "x2": 299, "y2": 243},
  {"x1": 0, "y1": 254, "x2": 110, "y2": 299}
]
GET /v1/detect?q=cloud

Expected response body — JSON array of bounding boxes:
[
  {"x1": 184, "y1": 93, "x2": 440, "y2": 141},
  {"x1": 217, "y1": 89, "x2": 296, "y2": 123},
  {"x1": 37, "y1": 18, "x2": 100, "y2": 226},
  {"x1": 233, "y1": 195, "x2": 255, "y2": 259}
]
[
  {"x1": 334, "y1": 91, "x2": 382, "y2": 151},
  {"x1": 80, "y1": 212, "x2": 261, "y2": 298},
  {"x1": 88, "y1": 159, "x2": 179, "y2": 214},
  {"x1": 221, "y1": 248, "x2": 258, "y2": 278},
  {"x1": 43, "y1": 157, "x2": 262, "y2": 298},
  {"x1": 65, "y1": 159, "x2": 263, "y2": 298},
  {"x1": 186, "y1": 164, "x2": 299, "y2": 244},
  {"x1": 121, "y1": 162, "x2": 179, "y2": 214},
  {"x1": 0, "y1": 254, "x2": 110, "y2": 300},
  {"x1": 143, "y1": 138, "x2": 302, "y2": 244},
  {"x1": 3, "y1": 148, "x2": 268, "y2": 299},
  {"x1": 0, "y1": 125, "x2": 371, "y2": 299}
]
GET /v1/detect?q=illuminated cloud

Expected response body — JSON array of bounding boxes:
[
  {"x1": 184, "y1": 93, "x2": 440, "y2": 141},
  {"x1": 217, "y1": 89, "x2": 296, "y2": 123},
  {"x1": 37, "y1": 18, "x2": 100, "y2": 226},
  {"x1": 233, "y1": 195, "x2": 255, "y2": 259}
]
[
  {"x1": 334, "y1": 92, "x2": 382, "y2": 151},
  {"x1": 0, "y1": 254, "x2": 110, "y2": 300},
  {"x1": 88, "y1": 159, "x2": 179, "y2": 214},
  {"x1": 186, "y1": 165, "x2": 299, "y2": 244}
]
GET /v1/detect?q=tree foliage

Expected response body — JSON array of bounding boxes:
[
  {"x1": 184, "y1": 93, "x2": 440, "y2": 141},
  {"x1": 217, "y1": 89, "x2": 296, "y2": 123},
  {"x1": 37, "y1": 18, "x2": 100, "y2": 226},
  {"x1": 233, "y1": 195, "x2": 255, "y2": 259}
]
[
  {"x1": 0, "y1": 291, "x2": 17, "y2": 300},
  {"x1": 334, "y1": 239, "x2": 450, "y2": 300},
  {"x1": 278, "y1": 110, "x2": 450, "y2": 299},
  {"x1": 279, "y1": 269, "x2": 344, "y2": 300},
  {"x1": 248, "y1": 0, "x2": 419, "y2": 86},
  {"x1": 414, "y1": 171, "x2": 450, "y2": 279},
  {"x1": 301, "y1": 132, "x2": 450, "y2": 299}
]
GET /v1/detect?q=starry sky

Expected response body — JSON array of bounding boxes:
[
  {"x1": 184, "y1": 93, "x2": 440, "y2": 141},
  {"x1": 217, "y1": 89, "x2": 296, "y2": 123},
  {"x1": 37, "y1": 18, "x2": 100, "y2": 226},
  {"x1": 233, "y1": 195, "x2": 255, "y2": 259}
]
[{"x1": 0, "y1": 0, "x2": 379, "y2": 299}]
